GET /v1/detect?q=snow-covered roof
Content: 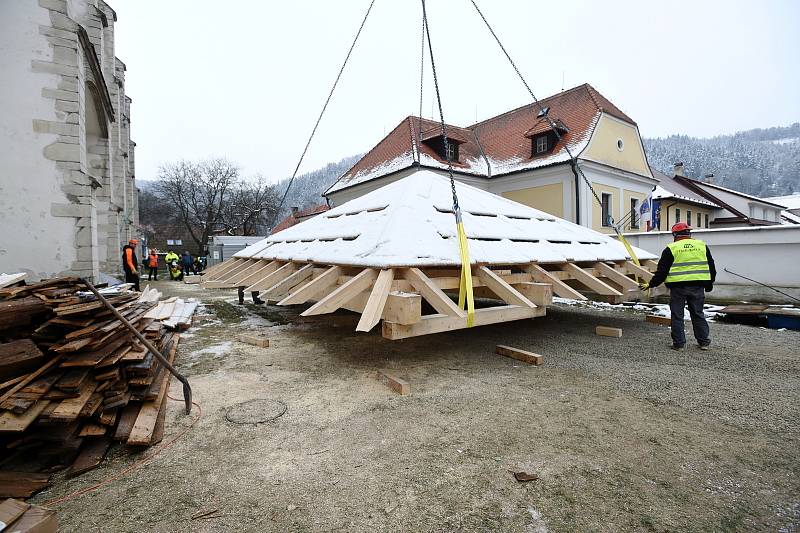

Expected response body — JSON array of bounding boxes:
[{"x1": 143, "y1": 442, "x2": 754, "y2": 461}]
[
  {"x1": 236, "y1": 170, "x2": 656, "y2": 267},
  {"x1": 781, "y1": 210, "x2": 800, "y2": 224},
  {"x1": 763, "y1": 193, "x2": 800, "y2": 210},
  {"x1": 650, "y1": 167, "x2": 719, "y2": 207}
]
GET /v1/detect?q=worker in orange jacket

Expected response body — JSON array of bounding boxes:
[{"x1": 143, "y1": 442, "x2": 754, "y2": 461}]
[
  {"x1": 122, "y1": 239, "x2": 141, "y2": 291},
  {"x1": 147, "y1": 249, "x2": 159, "y2": 281}
]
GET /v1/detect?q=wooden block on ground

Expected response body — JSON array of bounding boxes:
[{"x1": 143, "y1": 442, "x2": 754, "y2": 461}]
[
  {"x1": 495, "y1": 345, "x2": 543, "y2": 366},
  {"x1": 646, "y1": 314, "x2": 672, "y2": 326},
  {"x1": 0, "y1": 497, "x2": 30, "y2": 527},
  {"x1": 595, "y1": 326, "x2": 623, "y2": 338},
  {"x1": 377, "y1": 370, "x2": 410, "y2": 396},
  {"x1": 239, "y1": 334, "x2": 269, "y2": 348}
]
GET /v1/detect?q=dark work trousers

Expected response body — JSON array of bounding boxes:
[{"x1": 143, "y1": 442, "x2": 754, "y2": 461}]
[
  {"x1": 125, "y1": 271, "x2": 141, "y2": 292},
  {"x1": 148, "y1": 266, "x2": 158, "y2": 280},
  {"x1": 237, "y1": 287, "x2": 262, "y2": 305},
  {"x1": 669, "y1": 285, "x2": 710, "y2": 347}
]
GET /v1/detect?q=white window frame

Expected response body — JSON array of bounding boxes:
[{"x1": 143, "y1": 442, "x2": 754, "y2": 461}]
[
  {"x1": 444, "y1": 140, "x2": 456, "y2": 161},
  {"x1": 601, "y1": 193, "x2": 613, "y2": 227},
  {"x1": 535, "y1": 135, "x2": 548, "y2": 154}
]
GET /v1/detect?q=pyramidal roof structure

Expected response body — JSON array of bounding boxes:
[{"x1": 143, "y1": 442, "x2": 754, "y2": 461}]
[{"x1": 235, "y1": 170, "x2": 656, "y2": 267}]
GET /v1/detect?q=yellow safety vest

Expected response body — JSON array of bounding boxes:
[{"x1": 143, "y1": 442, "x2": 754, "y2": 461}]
[{"x1": 665, "y1": 239, "x2": 711, "y2": 283}]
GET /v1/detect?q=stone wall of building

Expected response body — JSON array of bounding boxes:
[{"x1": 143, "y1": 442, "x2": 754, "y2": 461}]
[{"x1": 0, "y1": 0, "x2": 138, "y2": 280}]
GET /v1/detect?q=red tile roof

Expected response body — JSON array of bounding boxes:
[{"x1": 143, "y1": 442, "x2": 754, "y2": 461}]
[
  {"x1": 271, "y1": 203, "x2": 330, "y2": 234},
  {"x1": 327, "y1": 84, "x2": 637, "y2": 195}
]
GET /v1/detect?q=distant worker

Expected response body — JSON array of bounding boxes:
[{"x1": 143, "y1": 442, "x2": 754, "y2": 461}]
[
  {"x1": 122, "y1": 239, "x2": 141, "y2": 291},
  {"x1": 164, "y1": 249, "x2": 179, "y2": 266},
  {"x1": 181, "y1": 251, "x2": 194, "y2": 277},
  {"x1": 147, "y1": 249, "x2": 159, "y2": 281},
  {"x1": 640, "y1": 222, "x2": 716, "y2": 350}
]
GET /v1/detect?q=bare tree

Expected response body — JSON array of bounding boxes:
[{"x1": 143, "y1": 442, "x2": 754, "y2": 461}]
[
  {"x1": 219, "y1": 176, "x2": 280, "y2": 236},
  {"x1": 155, "y1": 158, "x2": 239, "y2": 254}
]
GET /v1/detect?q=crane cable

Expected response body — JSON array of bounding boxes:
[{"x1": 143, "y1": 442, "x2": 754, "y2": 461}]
[
  {"x1": 271, "y1": 0, "x2": 377, "y2": 229},
  {"x1": 420, "y1": 0, "x2": 475, "y2": 326},
  {"x1": 467, "y1": 0, "x2": 644, "y2": 281}
]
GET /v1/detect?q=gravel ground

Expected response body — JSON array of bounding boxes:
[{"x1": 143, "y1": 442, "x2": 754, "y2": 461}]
[{"x1": 33, "y1": 280, "x2": 800, "y2": 532}]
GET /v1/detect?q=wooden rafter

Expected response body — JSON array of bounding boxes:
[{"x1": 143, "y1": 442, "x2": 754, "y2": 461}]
[
  {"x1": 301, "y1": 269, "x2": 378, "y2": 316},
  {"x1": 593, "y1": 262, "x2": 640, "y2": 291},
  {"x1": 560, "y1": 263, "x2": 622, "y2": 296},
  {"x1": 356, "y1": 269, "x2": 395, "y2": 332},
  {"x1": 476, "y1": 266, "x2": 536, "y2": 308},
  {"x1": 226, "y1": 260, "x2": 277, "y2": 286},
  {"x1": 278, "y1": 266, "x2": 342, "y2": 305},
  {"x1": 622, "y1": 260, "x2": 654, "y2": 282},
  {"x1": 234, "y1": 260, "x2": 280, "y2": 287},
  {"x1": 208, "y1": 258, "x2": 248, "y2": 279},
  {"x1": 262, "y1": 264, "x2": 314, "y2": 298},
  {"x1": 246, "y1": 262, "x2": 295, "y2": 292},
  {"x1": 525, "y1": 264, "x2": 587, "y2": 301},
  {"x1": 404, "y1": 267, "x2": 466, "y2": 318}
]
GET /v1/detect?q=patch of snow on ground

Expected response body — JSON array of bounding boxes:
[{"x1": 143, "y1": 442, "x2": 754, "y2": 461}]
[
  {"x1": 526, "y1": 506, "x2": 549, "y2": 533},
  {"x1": 191, "y1": 341, "x2": 233, "y2": 358},
  {"x1": 553, "y1": 297, "x2": 723, "y2": 321}
]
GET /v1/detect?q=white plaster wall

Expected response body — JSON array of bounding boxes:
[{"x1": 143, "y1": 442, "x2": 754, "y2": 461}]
[
  {"x1": 0, "y1": 3, "x2": 77, "y2": 278},
  {"x1": 623, "y1": 225, "x2": 800, "y2": 303}
]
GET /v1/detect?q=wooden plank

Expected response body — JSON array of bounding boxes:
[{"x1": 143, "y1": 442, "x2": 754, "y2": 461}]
[
  {"x1": 377, "y1": 370, "x2": 410, "y2": 395},
  {"x1": 278, "y1": 265, "x2": 342, "y2": 305},
  {"x1": 301, "y1": 269, "x2": 378, "y2": 317},
  {"x1": 646, "y1": 314, "x2": 672, "y2": 326},
  {"x1": 561, "y1": 263, "x2": 622, "y2": 296},
  {"x1": 0, "y1": 472, "x2": 51, "y2": 499},
  {"x1": 356, "y1": 269, "x2": 395, "y2": 332},
  {"x1": 127, "y1": 338, "x2": 178, "y2": 445},
  {"x1": 113, "y1": 402, "x2": 142, "y2": 441},
  {"x1": 0, "y1": 272, "x2": 26, "y2": 288},
  {"x1": 262, "y1": 263, "x2": 314, "y2": 298},
  {"x1": 215, "y1": 258, "x2": 260, "y2": 282},
  {"x1": 79, "y1": 422, "x2": 108, "y2": 437},
  {"x1": 49, "y1": 381, "x2": 98, "y2": 422},
  {"x1": 204, "y1": 257, "x2": 247, "y2": 280},
  {"x1": 66, "y1": 437, "x2": 111, "y2": 477},
  {"x1": 227, "y1": 260, "x2": 278, "y2": 286},
  {"x1": 495, "y1": 345, "x2": 543, "y2": 365},
  {"x1": 230, "y1": 260, "x2": 281, "y2": 288},
  {"x1": 404, "y1": 267, "x2": 465, "y2": 318},
  {"x1": 593, "y1": 262, "x2": 640, "y2": 291},
  {"x1": 476, "y1": 266, "x2": 536, "y2": 308},
  {"x1": 383, "y1": 304, "x2": 545, "y2": 340},
  {"x1": 595, "y1": 326, "x2": 623, "y2": 338},
  {"x1": 525, "y1": 264, "x2": 587, "y2": 301},
  {"x1": 0, "y1": 357, "x2": 61, "y2": 406},
  {"x1": 245, "y1": 262, "x2": 296, "y2": 292},
  {"x1": 514, "y1": 282, "x2": 553, "y2": 306},
  {"x1": 149, "y1": 392, "x2": 170, "y2": 446},
  {"x1": 0, "y1": 496, "x2": 30, "y2": 526},
  {"x1": 0, "y1": 339, "x2": 44, "y2": 382},
  {"x1": 2, "y1": 505, "x2": 58, "y2": 533},
  {"x1": 0, "y1": 400, "x2": 49, "y2": 433},
  {"x1": 622, "y1": 260, "x2": 654, "y2": 282}
]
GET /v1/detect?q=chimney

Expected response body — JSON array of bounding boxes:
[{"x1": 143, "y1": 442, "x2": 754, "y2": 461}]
[
  {"x1": 673, "y1": 162, "x2": 685, "y2": 177},
  {"x1": 291, "y1": 206, "x2": 299, "y2": 217},
  {"x1": 704, "y1": 173, "x2": 715, "y2": 184}
]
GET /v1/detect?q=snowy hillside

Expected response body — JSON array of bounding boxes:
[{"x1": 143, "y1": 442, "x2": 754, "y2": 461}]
[{"x1": 644, "y1": 123, "x2": 800, "y2": 197}]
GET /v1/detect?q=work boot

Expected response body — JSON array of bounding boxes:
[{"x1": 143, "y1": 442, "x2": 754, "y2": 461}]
[
  {"x1": 252, "y1": 291, "x2": 265, "y2": 305},
  {"x1": 670, "y1": 344, "x2": 684, "y2": 351},
  {"x1": 698, "y1": 344, "x2": 711, "y2": 351}
]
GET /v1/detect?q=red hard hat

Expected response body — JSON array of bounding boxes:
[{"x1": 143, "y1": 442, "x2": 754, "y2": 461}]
[{"x1": 671, "y1": 222, "x2": 691, "y2": 233}]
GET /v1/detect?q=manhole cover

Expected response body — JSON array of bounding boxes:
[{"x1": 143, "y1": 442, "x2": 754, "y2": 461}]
[{"x1": 224, "y1": 398, "x2": 287, "y2": 425}]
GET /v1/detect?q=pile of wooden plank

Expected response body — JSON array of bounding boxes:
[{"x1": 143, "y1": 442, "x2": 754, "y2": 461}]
[
  {"x1": 0, "y1": 276, "x2": 195, "y2": 499},
  {"x1": 0, "y1": 498, "x2": 57, "y2": 532}
]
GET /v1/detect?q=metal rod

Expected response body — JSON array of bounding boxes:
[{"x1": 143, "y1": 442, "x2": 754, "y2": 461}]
[
  {"x1": 723, "y1": 268, "x2": 800, "y2": 303},
  {"x1": 80, "y1": 278, "x2": 193, "y2": 413}
]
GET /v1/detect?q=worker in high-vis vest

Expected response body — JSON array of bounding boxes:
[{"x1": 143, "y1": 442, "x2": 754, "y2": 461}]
[{"x1": 641, "y1": 222, "x2": 716, "y2": 350}]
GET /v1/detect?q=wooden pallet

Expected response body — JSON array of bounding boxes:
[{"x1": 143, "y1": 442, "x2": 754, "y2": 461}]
[{"x1": 202, "y1": 259, "x2": 655, "y2": 339}]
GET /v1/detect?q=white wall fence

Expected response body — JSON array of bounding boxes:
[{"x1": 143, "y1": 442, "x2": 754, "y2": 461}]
[{"x1": 623, "y1": 225, "x2": 800, "y2": 304}]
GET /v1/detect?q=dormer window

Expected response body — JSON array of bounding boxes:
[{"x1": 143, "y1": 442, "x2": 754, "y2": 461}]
[
  {"x1": 535, "y1": 135, "x2": 548, "y2": 154},
  {"x1": 420, "y1": 131, "x2": 464, "y2": 163}
]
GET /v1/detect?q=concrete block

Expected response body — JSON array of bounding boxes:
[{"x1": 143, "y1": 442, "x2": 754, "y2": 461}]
[
  {"x1": 39, "y1": 25, "x2": 77, "y2": 41},
  {"x1": 51, "y1": 46, "x2": 78, "y2": 67},
  {"x1": 42, "y1": 88, "x2": 78, "y2": 102},
  {"x1": 38, "y1": 0, "x2": 68, "y2": 13},
  {"x1": 31, "y1": 59, "x2": 77, "y2": 77},
  {"x1": 44, "y1": 142, "x2": 80, "y2": 162},
  {"x1": 54, "y1": 100, "x2": 79, "y2": 113},
  {"x1": 32, "y1": 119, "x2": 78, "y2": 136},
  {"x1": 51, "y1": 203, "x2": 91, "y2": 218},
  {"x1": 595, "y1": 326, "x2": 623, "y2": 338}
]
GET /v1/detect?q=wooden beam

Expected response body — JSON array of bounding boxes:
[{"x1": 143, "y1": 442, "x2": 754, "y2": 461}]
[
  {"x1": 622, "y1": 260, "x2": 653, "y2": 282},
  {"x1": 234, "y1": 260, "x2": 281, "y2": 288},
  {"x1": 226, "y1": 260, "x2": 276, "y2": 285},
  {"x1": 278, "y1": 266, "x2": 342, "y2": 305},
  {"x1": 514, "y1": 282, "x2": 553, "y2": 306},
  {"x1": 245, "y1": 262, "x2": 295, "y2": 292},
  {"x1": 642, "y1": 259, "x2": 659, "y2": 270},
  {"x1": 525, "y1": 264, "x2": 587, "y2": 301},
  {"x1": 205, "y1": 258, "x2": 247, "y2": 280},
  {"x1": 496, "y1": 345, "x2": 543, "y2": 365},
  {"x1": 377, "y1": 370, "x2": 410, "y2": 395},
  {"x1": 356, "y1": 269, "x2": 395, "y2": 332},
  {"x1": 343, "y1": 290, "x2": 422, "y2": 325},
  {"x1": 301, "y1": 269, "x2": 378, "y2": 316},
  {"x1": 593, "y1": 262, "x2": 640, "y2": 291},
  {"x1": 382, "y1": 304, "x2": 545, "y2": 340},
  {"x1": 217, "y1": 259, "x2": 260, "y2": 282},
  {"x1": 561, "y1": 263, "x2": 622, "y2": 296},
  {"x1": 262, "y1": 264, "x2": 314, "y2": 298},
  {"x1": 476, "y1": 266, "x2": 536, "y2": 308},
  {"x1": 404, "y1": 267, "x2": 465, "y2": 318}
]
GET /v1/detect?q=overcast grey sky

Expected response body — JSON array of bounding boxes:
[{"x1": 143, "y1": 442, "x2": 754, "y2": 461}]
[{"x1": 112, "y1": 0, "x2": 800, "y2": 183}]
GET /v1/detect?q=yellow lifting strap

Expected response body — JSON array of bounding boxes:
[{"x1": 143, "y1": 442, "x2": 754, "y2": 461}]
[
  {"x1": 617, "y1": 232, "x2": 650, "y2": 296},
  {"x1": 456, "y1": 219, "x2": 475, "y2": 327}
]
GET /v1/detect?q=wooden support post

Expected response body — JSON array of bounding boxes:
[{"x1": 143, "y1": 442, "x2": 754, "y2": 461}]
[
  {"x1": 343, "y1": 291, "x2": 422, "y2": 325},
  {"x1": 262, "y1": 264, "x2": 314, "y2": 298},
  {"x1": 377, "y1": 370, "x2": 410, "y2": 395},
  {"x1": 561, "y1": 263, "x2": 623, "y2": 296},
  {"x1": 278, "y1": 266, "x2": 342, "y2": 305},
  {"x1": 356, "y1": 269, "x2": 395, "y2": 332},
  {"x1": 525, "y1": 264, "x2": 587, "y2": 301},
  {"x1": 495, "y1": 345, "x2": 543, "y2": 365},
  {"x1": 301, "y1": 269, "x2": 378, "y2": 316},
  {"x1": 476, "y1": 266, "x2": 536, "y2": 308},
  {"x1": 593, "y1": 262, "x2": 640, "y2": 291},
  {"x1": 382, "y1": 304, "x2": 545, "y2": 340},
  {"x1": 514, "y1": 282, "x2": 553, "y2": 306},
  {"x1": 404, "y1": 267, "x2": 465, "y2": 317},
  {"x1": 622, "y1": 260, "x2": 653, "y2": 282}
]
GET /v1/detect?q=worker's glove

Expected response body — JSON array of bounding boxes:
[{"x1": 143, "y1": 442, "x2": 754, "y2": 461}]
[{"x1": 638, "y1": 282, "x2": 650, "y2": 291}]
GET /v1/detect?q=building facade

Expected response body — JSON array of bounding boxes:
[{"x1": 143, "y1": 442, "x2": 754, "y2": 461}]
[
  {"x1": 0, "y1": 0, "x2": 138, "y2": 281},
  {"x1": 324, "y1": 84, "x2": 658, "y2": 235}
]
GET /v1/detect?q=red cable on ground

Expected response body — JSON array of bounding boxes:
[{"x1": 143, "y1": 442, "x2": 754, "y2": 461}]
[{"x1": 42, "y1": 395, "x2": 202, "y2": 507}]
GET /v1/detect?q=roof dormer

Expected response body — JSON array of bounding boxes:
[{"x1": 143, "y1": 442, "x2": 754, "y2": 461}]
[
  {"x1": 524, "y1": 119, "x2": 568, "y2": 157},
  {"x1": 420, "y1": 128, "x2": 468, "y2": 163}
]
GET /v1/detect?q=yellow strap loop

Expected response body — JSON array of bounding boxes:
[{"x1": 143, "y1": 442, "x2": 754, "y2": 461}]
[
  {"x1": 456, "y1": 222, "x2": 475, "y2": 327},
  {"x1": 617, "y1": 233, "x2": 650, "y2": 296}
]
